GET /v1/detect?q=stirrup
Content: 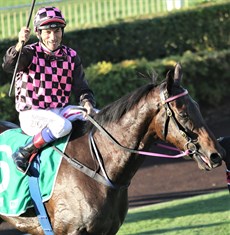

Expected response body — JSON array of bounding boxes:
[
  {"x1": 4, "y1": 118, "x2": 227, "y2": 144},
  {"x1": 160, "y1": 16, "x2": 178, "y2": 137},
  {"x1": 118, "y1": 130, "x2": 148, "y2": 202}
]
[
  {"x1": 17, "y1": 162, "x2": 32, "y2": 175},
  {"x1": 13, "y1": 152, "x2": 37, "y2": 174}
]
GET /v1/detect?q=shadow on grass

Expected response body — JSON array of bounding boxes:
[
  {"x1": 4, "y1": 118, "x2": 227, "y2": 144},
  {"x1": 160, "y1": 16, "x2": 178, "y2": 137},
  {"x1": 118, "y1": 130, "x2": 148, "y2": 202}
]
[
  {"x1": 126, "y1": 192, "x2": 230, "y2": 223},
  {"x1": 128, "y1": 187, "x2": 226, "y2": 207}
]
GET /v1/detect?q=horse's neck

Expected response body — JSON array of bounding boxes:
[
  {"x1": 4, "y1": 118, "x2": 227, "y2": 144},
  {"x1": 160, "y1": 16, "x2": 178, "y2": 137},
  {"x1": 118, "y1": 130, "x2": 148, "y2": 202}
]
[
  {"x1": 93, "y1": 95, "x2": 159, "y2": 185},
  {"x1": 109, "y1": 105, "x2": 153, "y2": 148}
]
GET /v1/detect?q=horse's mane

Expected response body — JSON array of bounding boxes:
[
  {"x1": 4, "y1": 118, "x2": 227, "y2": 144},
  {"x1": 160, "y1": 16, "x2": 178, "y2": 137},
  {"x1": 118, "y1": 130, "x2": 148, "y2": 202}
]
[{"x1": 91, "y1": 72, "x2": 160, "y2": 127}]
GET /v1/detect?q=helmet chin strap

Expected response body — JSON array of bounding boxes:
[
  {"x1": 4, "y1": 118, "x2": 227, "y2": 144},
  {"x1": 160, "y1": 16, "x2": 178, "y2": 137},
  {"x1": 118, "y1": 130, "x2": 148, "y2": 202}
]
[{"x1": 37, "y1": 29, "x2": 45, "y2": 45}]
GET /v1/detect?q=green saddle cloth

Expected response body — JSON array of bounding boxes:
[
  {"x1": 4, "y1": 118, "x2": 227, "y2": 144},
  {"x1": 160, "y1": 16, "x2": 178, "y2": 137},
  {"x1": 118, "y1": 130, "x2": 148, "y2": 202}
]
[{"x1": 0, "y1": 128, "x2": 67, "y2": 216}]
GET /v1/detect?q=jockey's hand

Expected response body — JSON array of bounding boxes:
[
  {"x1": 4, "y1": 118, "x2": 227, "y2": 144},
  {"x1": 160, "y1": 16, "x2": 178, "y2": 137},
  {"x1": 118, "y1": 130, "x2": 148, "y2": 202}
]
[
  {"x1": 16, "y1": 27, "x2": 31, "y2": 51},
  {"x1": 83, "y1": 101, "x2": 96, "y2": 117}
]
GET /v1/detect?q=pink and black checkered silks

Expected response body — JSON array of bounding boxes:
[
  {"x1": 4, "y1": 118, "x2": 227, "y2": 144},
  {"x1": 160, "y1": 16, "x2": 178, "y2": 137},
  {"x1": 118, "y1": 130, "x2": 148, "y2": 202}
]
[{"x1": 15, "y1": 42, "x2": 76, "y2": 112}]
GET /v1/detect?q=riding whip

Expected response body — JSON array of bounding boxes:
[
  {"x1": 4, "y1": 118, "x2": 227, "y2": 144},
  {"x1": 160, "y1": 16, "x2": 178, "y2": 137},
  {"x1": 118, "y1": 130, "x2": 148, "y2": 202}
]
[{"x1": 8, "y1": 0, "x2": 36, "y2": 97}]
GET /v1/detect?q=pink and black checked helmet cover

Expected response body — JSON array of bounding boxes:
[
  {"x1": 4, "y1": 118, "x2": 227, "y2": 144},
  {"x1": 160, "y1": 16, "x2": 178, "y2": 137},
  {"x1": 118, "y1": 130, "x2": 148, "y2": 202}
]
[{"x1": 34, "y1": 6, "x2": 66, "y2": 32}]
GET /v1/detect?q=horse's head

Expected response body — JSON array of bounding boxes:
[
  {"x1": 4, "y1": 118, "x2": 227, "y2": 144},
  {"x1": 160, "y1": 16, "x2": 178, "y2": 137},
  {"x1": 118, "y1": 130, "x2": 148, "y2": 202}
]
[{"x1": 154, "y1": 63, "x2": 225, "y2": 170}]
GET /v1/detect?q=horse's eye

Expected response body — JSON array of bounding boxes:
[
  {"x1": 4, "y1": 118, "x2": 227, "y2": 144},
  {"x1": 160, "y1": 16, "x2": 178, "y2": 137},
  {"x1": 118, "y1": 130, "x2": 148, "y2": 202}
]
[{"x1": 179, "y1": 112, "x2": 188, "y2": 119}]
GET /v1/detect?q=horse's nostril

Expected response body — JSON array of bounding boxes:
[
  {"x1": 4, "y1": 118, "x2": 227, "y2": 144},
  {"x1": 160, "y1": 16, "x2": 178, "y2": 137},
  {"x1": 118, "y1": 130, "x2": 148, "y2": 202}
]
[{"x1": 210, "y1": 153, "x2": 222, "y2": 164}]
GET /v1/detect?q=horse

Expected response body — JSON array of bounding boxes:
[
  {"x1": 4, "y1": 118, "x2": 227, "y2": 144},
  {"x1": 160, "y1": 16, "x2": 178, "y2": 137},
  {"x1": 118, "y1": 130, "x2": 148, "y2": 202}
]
[{"x1": 0, "y1": 63, "x2": 225, "y2": 234}]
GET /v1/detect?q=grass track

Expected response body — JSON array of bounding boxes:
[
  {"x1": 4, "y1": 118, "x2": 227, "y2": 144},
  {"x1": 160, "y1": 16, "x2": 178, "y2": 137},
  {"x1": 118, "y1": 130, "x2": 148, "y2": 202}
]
[{"x1": 118, "y1": 190, "x2": 230, "y2": 235}]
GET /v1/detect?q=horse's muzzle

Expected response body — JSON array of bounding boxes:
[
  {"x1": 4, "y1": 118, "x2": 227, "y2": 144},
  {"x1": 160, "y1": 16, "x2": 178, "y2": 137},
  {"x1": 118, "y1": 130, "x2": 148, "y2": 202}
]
[
  {"x1": 210, "y1": 153, "x2": 222, "y2": 168},
  {"x1": 192, "y1": 152, "x2": 222, "y2": 171}
]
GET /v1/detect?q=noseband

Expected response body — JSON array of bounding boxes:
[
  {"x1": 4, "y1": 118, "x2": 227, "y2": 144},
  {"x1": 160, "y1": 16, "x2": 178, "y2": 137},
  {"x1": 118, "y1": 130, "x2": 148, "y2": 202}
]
[{"x1": 160, "y1": 87, "x2": 197, "y2": 156}]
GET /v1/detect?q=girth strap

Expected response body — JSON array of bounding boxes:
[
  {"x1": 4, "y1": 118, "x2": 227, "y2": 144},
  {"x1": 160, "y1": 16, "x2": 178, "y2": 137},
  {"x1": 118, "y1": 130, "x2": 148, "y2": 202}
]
[{"x1": 29, "y1": 156, "x2": 54, "y2": 235}]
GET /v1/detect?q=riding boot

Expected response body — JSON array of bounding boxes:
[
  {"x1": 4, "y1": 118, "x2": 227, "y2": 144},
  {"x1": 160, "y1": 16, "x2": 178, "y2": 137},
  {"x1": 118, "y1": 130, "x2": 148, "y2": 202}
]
[{"x1": 12, "y1": 131, "x2": 47, "y2": 173}]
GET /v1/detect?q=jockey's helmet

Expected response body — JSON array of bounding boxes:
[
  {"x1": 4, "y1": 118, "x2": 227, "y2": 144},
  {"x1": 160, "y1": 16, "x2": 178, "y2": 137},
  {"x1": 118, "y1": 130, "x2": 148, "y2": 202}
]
[{"x1": 34, "y1": 6, "x2": 66, "y2": 32}]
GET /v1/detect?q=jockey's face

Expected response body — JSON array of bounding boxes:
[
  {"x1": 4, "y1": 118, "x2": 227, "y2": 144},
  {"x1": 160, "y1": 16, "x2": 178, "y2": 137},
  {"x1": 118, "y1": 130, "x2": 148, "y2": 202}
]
[{"x1": 39, "y1": 27, "x2": 63, "y2": 51}]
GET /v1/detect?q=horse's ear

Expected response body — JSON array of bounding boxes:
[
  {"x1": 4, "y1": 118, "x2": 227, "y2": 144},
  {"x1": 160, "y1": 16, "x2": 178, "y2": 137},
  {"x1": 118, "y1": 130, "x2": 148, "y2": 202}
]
[
  {"x1": 166, "y1": 70, "x2": 174, "y2": 94},
  {"x1": 174, "y1": 63, "x2": 183, "y2": 86}
]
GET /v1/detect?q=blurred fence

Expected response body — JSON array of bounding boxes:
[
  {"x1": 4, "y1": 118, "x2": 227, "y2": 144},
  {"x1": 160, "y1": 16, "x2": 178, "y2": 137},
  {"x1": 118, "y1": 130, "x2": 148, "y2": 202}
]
[{"x1": 0, "y1": 0, "x2": 203, "y2": 40}]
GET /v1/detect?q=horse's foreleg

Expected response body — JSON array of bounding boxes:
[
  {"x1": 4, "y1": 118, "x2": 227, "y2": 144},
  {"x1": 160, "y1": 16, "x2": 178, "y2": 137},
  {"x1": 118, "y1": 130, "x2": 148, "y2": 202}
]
[{"x1": 218, "y1": 136, "x2": 230, "y2": 192}]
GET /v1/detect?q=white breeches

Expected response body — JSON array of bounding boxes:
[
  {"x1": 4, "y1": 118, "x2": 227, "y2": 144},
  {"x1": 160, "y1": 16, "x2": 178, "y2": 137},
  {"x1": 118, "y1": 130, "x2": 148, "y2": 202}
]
[{"x1": 19, "y1": 105, "x2": 87, "y2": 137}]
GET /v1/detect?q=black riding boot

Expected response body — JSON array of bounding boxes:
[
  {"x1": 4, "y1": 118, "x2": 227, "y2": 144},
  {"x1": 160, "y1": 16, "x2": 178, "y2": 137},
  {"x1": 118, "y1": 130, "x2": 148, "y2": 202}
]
[{"x1": 12, "y1": 132, "x2": 46, "y2": 173}]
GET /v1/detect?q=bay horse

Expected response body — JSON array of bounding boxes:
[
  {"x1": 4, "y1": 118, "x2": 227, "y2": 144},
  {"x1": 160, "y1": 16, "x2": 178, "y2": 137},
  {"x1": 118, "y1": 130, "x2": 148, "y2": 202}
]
[{"x1": 0, "y1": 63, "x2": 225, "y2": 234}]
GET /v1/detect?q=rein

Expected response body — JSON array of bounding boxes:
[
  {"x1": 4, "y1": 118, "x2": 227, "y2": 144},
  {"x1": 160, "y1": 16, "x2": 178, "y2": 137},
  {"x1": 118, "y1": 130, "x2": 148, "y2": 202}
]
[
  {"x1": 87, "y1": 115, "x2": 191, "y2": 158},
  {"x1": 87, "y1": 88, "x2": 192, "y2": 159}
]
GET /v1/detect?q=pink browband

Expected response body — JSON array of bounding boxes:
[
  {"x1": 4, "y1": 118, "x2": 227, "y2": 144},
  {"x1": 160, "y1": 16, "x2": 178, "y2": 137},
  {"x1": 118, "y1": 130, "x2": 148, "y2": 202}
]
[{"x1": 162, "y1": 89, "x2": 188, "y2": 104}]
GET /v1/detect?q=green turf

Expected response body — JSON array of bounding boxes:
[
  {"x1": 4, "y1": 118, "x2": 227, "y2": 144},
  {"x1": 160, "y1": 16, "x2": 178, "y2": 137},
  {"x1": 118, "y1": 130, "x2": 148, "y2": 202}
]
[{"x1": 118, "y1": 190, "x2": 230, "y2": 235}]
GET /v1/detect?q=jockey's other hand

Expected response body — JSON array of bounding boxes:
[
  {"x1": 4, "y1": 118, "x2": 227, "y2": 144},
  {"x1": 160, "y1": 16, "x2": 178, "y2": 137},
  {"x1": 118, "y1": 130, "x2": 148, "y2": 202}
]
[{"x1": 83, "y1": 101, "x2": 96, "y2": 117}]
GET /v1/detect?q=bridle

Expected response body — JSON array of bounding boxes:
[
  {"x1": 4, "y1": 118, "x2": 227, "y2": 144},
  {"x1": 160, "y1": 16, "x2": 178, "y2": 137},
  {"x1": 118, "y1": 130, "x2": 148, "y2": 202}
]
[
  {"x1": 160, "y1": 85, "x2": 198, "y2": 157},
  {"x1": 88, "y1": 86, "x2": 199, "y2": 159}
]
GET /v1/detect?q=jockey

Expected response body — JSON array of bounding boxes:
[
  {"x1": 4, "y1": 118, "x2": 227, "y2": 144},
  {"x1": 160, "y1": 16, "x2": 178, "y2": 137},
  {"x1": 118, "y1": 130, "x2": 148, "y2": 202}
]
[{"x1": 2, "y1": 6, "x2": 96, "y2": 173}]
